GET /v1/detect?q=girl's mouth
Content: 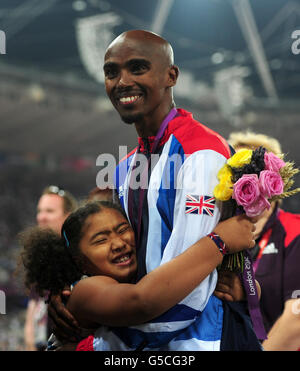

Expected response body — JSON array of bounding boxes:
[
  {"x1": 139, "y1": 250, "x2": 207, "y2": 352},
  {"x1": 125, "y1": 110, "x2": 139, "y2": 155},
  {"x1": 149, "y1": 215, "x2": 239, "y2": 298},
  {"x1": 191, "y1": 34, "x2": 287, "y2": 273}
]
[{"x1": 113, "y1": 252, "x2": 134, "y2": 266}]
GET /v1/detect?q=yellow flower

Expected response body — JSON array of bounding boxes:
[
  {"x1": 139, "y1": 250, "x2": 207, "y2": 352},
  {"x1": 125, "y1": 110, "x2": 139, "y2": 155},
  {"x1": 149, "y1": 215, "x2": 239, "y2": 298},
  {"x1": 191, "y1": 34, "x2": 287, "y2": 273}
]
[
  {"x1": 214, "y1": 181, "x2": 233, "y2": 201},
  {"x1": 214, "y1": 164, "x2": 234, "y2": 201},
  {"x1": 227, "y1": 149, "x2": 253, "y2": 168},
  {"x1": 217, "y1": 164, "x2": 233, "y2": 183}
]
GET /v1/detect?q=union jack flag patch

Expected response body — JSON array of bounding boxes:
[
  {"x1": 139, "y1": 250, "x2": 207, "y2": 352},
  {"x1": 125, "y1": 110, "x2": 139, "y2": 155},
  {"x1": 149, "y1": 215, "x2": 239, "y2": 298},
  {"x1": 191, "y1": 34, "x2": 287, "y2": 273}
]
[{"x1": 185, "y1": 195, "x2": 215, "y2": 216}]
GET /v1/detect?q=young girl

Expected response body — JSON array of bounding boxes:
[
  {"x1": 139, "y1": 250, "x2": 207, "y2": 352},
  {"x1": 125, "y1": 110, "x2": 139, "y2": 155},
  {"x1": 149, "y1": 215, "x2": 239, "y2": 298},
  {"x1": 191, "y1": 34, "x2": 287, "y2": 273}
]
[{"x1": 20, "y1": 200, "x2": 256, "y2": 350}]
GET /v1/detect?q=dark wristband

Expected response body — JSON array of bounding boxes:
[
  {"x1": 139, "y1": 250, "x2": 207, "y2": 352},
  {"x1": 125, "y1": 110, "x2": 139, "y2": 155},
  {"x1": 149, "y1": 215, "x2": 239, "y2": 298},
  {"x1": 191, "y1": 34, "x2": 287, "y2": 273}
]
[{"x1": 207, "y1": 232, "x2": 229, "y2": 256}]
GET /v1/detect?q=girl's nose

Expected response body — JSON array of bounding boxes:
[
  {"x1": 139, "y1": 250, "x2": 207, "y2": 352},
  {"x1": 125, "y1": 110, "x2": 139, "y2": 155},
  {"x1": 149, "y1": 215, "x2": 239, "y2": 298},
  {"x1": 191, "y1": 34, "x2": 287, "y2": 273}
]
[{"x1": 111, "y1": 236, "x2": 126, "y2": 252}]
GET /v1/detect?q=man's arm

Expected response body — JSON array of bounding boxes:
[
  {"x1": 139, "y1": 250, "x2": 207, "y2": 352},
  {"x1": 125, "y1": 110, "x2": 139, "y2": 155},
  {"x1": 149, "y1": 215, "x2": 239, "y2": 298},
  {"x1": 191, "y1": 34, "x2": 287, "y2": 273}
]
[{"x1": 158, "y1": 149, "x2": 231, "y2": 311}]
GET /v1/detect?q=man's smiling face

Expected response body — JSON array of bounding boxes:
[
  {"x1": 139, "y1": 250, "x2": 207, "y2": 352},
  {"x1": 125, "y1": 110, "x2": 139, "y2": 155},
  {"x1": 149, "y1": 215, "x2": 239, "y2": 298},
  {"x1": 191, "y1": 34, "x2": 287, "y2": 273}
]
[{"x1": 103, "y1": 35, "x2": 171, "y2": 126}]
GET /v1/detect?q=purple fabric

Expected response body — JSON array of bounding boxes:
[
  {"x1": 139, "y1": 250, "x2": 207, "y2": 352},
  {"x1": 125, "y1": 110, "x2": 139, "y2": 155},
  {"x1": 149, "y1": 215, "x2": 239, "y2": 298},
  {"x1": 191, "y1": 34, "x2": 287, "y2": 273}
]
[{"x1": 240, "y1": 250, "x2": 267, "y2": 340}]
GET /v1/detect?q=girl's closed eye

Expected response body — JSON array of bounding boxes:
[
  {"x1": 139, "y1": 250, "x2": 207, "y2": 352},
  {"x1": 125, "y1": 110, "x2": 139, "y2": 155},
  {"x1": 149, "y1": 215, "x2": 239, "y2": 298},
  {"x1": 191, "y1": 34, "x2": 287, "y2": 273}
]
[
  {"x1": 93, "y1": 237, "x2": 107, "y2": 245},
  {"x1": 118, "y1": 225, "x2": 130, "y2": 234}
]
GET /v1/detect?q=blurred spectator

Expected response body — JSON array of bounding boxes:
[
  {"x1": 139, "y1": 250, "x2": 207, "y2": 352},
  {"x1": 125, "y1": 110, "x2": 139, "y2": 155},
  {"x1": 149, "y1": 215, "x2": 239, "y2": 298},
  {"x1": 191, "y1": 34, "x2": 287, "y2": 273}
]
[
  {"x1": 36, "y1": 186, "x2": 77, "y2": 234},
  {"x1": 0, "y1": 164, "x2": 91, "y2": 350},
  {"x1": 24, "y1": 185, "x2": 77, "y2": 351},
  {"x1": 228, "y1": 131, "x2": 300, "y2": 351}
]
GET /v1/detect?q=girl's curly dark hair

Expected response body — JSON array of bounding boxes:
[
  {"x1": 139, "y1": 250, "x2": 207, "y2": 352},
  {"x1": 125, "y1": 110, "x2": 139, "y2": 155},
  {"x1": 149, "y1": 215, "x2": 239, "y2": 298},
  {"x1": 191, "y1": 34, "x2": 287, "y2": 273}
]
[
  {"x1": 19, "y1": 227, "x2": 80, "y2": 296},
  {"x1": 19, "y1": 200, "x2": 126, "y2": 297}
]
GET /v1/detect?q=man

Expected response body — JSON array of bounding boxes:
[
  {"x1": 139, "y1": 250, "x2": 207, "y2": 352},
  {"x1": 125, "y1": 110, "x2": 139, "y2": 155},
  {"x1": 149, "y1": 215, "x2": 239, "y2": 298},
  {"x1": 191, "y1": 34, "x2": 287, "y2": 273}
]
[
  {"x1": 49, "y1": 30, "x2": 258, "y2": 350},
  {"x1": 24, "y1": 186, "x2": 77, "y2": 351},
  {"x1": 227, "y1": 131, "x2": 300, "y2": 351},
  {"x1": 36, "y1": 186, "x2": 77, "y2": 234}
]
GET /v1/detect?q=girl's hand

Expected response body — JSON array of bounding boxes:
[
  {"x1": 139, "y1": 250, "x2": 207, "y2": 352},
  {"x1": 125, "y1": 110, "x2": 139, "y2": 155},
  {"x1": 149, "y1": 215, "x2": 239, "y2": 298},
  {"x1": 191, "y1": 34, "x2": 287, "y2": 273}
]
[{"x1": 213, "y1": 214, "x2": 257, "y2": 253}]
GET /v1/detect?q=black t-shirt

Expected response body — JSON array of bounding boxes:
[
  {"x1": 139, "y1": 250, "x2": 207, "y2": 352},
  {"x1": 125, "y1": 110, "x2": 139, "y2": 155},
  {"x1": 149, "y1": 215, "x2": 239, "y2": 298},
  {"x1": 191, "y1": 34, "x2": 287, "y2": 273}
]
[{"x1": 253, "y1": 207, "x2": 300, "y2": 333}]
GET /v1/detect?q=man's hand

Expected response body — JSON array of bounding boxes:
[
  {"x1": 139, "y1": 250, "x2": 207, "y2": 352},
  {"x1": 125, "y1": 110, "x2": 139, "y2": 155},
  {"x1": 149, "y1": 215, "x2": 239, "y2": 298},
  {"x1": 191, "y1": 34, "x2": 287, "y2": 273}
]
[
  {"x1": 48, "y1": 289, "x2": 81, "y2": 342},
  {"x1": 55, "y1": 343, "x2": 78, "y2": 351},
  {"x1": 214, "y1": 270, "x2": 245, "y2": 301},
  {"x1": 214, "y1": 270, "x2": 261, "y2": 301}
]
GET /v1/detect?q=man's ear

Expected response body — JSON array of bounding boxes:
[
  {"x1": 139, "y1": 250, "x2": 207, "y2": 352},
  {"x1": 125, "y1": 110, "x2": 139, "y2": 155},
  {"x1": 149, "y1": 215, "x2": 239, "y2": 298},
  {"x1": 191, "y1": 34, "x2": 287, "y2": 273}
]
[{"x1": 167, "y1": 65, "x2": 179, "y2": 87}]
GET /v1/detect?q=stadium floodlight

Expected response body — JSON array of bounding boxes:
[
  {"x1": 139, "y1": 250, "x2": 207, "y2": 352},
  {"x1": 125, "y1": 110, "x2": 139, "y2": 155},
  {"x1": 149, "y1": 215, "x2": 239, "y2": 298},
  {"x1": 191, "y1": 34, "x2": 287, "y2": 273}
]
[
  {"x1": 214, "y1": 65, "x2": 252, "y2": 124},
  {"x1": 231, "y1": 0, "x2": 278, "y2": 102},
  {"x1": 75, "y1": 12, "x2": 122, "y2": 83},
  {"x1": 151, "y1": 0, "x2": 175, "y2": 35}
]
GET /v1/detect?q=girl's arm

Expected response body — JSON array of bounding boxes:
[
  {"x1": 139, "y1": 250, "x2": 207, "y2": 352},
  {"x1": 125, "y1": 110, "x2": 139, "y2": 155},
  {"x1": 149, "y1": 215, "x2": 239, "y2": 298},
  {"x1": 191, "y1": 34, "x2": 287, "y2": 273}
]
[{"x1": 68, "y1": 214, "x2": 255, "y2": 327}]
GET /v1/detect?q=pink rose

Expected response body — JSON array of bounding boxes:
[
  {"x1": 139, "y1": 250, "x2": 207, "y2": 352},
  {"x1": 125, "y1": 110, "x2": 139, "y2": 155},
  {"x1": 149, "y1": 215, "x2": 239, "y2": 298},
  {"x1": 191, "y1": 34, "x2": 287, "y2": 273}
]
[
  {"x1": 264, "y1": 152, "x2": 285, "y2": 172},
  {"x1": 243, "y1": 195, "x2": 271, "y2": 217},
  {"x1": 233, "y1": 174, "x2": 260, "y2": 207},
  {"x1": 259, "y1": 170, "x2": 284, "y2": 198}
]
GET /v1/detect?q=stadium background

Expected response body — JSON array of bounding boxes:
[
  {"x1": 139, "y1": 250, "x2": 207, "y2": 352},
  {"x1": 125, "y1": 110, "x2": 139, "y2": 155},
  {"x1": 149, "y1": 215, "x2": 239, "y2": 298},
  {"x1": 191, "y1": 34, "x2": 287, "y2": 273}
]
[{"x1": 0, "y1": 0, "x2": 299, "y2": 350}]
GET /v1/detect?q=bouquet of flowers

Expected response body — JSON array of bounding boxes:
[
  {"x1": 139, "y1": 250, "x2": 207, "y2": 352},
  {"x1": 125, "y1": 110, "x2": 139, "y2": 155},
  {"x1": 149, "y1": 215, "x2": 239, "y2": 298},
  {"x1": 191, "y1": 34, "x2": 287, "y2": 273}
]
[{"x1": 214, "y1": 146, "x2": 300, "y2": 272}]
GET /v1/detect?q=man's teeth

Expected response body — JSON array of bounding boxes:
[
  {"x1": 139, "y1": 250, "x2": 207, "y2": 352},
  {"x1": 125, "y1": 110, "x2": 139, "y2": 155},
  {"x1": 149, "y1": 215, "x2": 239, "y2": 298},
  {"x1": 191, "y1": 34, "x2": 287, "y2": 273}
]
[{"x1": 120, "y1": 96, "x2": 139, "y2": 103}]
